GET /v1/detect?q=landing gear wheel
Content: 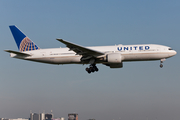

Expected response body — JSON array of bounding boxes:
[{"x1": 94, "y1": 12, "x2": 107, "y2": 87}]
[
  {"x1": 90, "y1": 67, "x2": 95, "y2": 72},
  {"x1": 85, "y1": 64, "x2": 99, "y2": 73},
  {"x1": 86, "y1": 67, "x2": 91, "y2": 74},
  {"x1": 160, "y1": 64, "x2": 163, "y2": 68},
  {"x1": 88, "y1": 70, "x2": 91, "y2": 74},
  {"x1": 94, "y1": 66, "x2": 98, "y2": 71}
]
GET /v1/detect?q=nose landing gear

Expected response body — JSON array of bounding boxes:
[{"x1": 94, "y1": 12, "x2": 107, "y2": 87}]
[
  {"x1": 85, "y1": 64, "x2": 99, "y2": 74},
  {"x1": 160, "y1": 58, "x2": 166, "y2": 68},
  {"x1": 160, "y1": 64, "x2": 163, "y2": 68}
]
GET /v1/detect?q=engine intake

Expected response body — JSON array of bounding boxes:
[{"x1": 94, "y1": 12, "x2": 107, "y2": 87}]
[{"x1": 106, "y1": 53, "x2": 122, "y2": 63}]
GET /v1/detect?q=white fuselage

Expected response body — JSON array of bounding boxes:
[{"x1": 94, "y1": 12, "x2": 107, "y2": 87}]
[{"x1": 10, "y1": 44, "x2": 177, "y2": 65}]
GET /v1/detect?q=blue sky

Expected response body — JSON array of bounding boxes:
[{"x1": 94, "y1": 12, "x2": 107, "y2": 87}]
[{"x1": 0, "y1": 1, "x2": 180, "y2": 120}]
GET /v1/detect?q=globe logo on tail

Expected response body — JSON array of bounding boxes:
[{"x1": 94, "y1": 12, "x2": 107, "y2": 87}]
[{"x1": 19, "y1": 37, "x2": 40, "y2": 52}]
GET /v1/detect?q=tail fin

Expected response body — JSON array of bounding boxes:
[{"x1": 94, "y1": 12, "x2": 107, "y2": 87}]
[{"x1": 9, "y1": 25, "x2": 40, "y2": 52}]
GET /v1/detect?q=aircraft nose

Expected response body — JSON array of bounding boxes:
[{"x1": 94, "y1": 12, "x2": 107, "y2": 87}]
[
  {"x1": 174, "y1": 50, "x2": 177, "y2": 55},
  {"x1": 169, "y1": 50, "x2": 177, "y2": 57}
]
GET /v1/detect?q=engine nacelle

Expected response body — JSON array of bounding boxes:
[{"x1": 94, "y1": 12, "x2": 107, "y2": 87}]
[
  {"x1": 103, "y1": 63, "x2": 123, "y2": 68},
  {"x1": 106, "y1": 53, "x2": 122, "y2": 63}
]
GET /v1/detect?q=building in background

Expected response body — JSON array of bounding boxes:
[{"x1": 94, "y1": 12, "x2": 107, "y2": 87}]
[
  {"x1": 40, "y1": 113, "x2": 45, "y2": 120},
  {"x1": 68, "y1": 114, "x2": 78, "y2": 120},
  {"x1": 32, "y1": 113, "x2": 39, "y2": 120},
  {"x1": 52, "y1": 118, "x2": 65, "y2": 120},
  {"x1": 45, "y1": 114, "x2": 53, "y2": 120},
  {"x1": 30, "y1": 113, "x2": 34, "y2": 120},
  {"x1": 0, "y1": 118, "x2": 28, "y2": 120},
  {"x1": 30, "y1": 112, "x2": 53, "y2": 120},
  {"x1": 1, "y1": 112, "x2": 60, "y2": 120}
]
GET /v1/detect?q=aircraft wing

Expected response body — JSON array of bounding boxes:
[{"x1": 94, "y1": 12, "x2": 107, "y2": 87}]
[
  {"x1": 4, "y1": 50, "x2": 31, "y2": 56},
  {"x1": 56, "y1": 39, "x2": 104, "y2": 57}
]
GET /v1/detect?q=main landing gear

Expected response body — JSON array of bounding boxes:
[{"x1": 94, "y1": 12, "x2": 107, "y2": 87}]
[
  {"x1": 85, "y1": 64, "x2": 99, "y2": 74},
  {"x1": 160, "y1": 58, "x2": 166, "y2": 68}
]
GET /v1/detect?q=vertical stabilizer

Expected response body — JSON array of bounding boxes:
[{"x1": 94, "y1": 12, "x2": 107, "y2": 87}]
[{"x1": 9, "y1": 25, "x2": 40, "y2": 52}]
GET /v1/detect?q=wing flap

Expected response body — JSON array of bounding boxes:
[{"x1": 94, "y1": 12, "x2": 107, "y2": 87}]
[
  {"x1": 4, "y1": 50, "x2": 31, "y2": 56},
  {"x1": 56, "y1": 39, "x2": 104, "y2": 57}
]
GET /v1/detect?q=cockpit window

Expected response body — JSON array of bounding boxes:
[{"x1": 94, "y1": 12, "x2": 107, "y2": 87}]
[{"x1": 169, "y1": 48, "x2": 173, "y2": 50}]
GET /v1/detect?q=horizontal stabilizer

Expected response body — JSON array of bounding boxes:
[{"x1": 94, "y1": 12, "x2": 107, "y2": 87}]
[{"x1": 4, "y1": 50, "x2": 31, "y2": 56}]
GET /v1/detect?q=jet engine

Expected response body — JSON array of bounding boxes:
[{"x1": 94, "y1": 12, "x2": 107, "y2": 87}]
[
  {"x1": 106, "y1": 53, "x2": 122, "y2": 63},
  {"x1": 104, "y1": 53, "x2": 123, "y2": 68}
]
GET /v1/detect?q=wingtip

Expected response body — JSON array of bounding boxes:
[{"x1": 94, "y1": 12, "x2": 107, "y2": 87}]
[
  {"x1": 56, "y1": 38, "x2": 63, "y2": 41},
  {"x1": 4, "y1": 50, "x2": 9, "y2": 52}
]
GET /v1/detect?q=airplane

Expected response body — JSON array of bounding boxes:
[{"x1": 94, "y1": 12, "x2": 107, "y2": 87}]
[{"x1": 5, "y1": 25, "x2": 177, "y2": 74}]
